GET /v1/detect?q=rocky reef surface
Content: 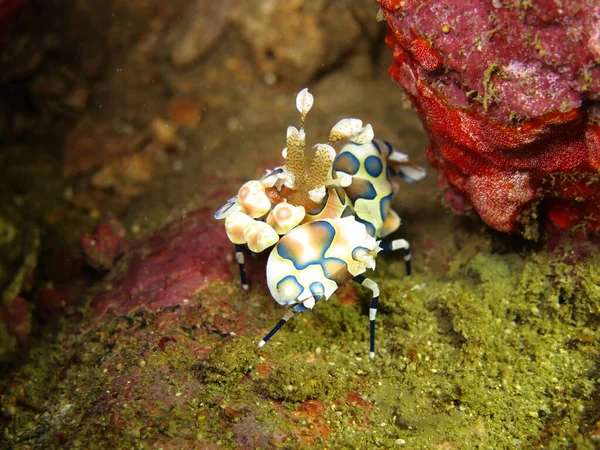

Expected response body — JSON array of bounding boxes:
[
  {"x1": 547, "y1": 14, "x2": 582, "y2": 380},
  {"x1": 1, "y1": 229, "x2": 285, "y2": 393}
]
[
  {"x1": 1, "y1": 1, "x2": 599, "y2": 448},
  {"x1": 379, "y1": 0, "x2": 600, "y2": 240}
]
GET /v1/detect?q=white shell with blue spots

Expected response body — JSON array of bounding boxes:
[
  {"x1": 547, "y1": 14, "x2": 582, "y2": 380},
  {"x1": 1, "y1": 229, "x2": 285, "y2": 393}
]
[
  {"x1": 331, "y1": 139, "x2": 396, "y2": 238},
  {"x1": 266, "y1": 216, "x2": 379, "y2": 307}
]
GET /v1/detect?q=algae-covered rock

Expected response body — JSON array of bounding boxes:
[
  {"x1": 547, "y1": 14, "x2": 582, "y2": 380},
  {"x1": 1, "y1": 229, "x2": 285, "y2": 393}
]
[
  {"x1": 0, "y1": 203, "x2": 39, "y2": 360},
  {"x1": 0, "y1": 205, "x2": 39, "y2": 308},
  {"x1": 1, "y1": 205, "x2": 599, "y2": 449},
  {"x1": 202, "y1": 337, "x2": 256, "y2": 386}
]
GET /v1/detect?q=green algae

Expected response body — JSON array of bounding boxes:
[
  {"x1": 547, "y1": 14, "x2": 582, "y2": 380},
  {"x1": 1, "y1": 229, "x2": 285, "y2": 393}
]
[
  {"x1": 216, "y1": 245, "x2": 593, "y2": 448},
  {"x1": 202, "y1": 336, "x2": 257, "y2": 387},
  {"x1": 2, "y1": 3, "x2": 598, "y2": 448},
  {"x1": 260, "y1": 355, "x2": 349, "y2": 403},
  {"x1": 0, "y1": 204, "x2": 40, "y2": 308},
  {"x1": 2, "y1": 239, "x2": 600, "y2": 449},
  {"x1": 251, "y1": 243, "x2": 600, "y2": 448},
  {"x1": 466, "y1": 63, "x2": 503, "y2": 113},
  {"x1": 0, "y1": 322, "x2": 17, "y2": 361}
]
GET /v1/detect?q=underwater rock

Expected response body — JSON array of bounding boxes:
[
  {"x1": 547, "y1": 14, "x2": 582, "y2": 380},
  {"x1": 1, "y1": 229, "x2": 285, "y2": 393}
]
[
  {"x1": 91, "y1": 208, "x2": 232, "y2": 317},
  {"x1": 0, "y1": 295, "x2": 31, "y2": 344},
  {"x1": 91, "y1": 151, "x2": 156, "y2": 198},
  {"x1": 65, "y1": 116, "x2": 184, "y2": 201},
  {"x1": 0, "y1": 206, "x2": 39, "y2": 308},
  {"x1": 230, "y1": 0, "x2": 369, "y2": 84},
  {"x1": 2, "y1": 204, "x2": 600, "y2": 447},
  {"x1": 36, "y1": 285, "x2": 71, "y2": 313},
  {"x1": 62, "y1": 117, "x2": 143, "y2": 177},
  {"x1": 378, "y1": 0, "x2": 600, "y2": 239},
  {"x1": 168, "y1": 0, "x2": 231, "y2": 68},
  {"x1": 80, "y1": 215, "x2": 126, "y2": 272},
  {"x1": 167, "y1": 97, "x2": 202, "y2": 129},
  {"x1": 28, "y1": 69, "x2": 90, "y2": 113}
]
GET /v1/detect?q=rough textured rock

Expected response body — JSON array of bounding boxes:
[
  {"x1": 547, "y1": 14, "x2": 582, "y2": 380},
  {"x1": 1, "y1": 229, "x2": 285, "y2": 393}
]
[
  {"x1": 231, "y1": 0, "x2": 376, "y2": 84},
  {"x1": 168, "y1": 0, "x2": 231, "y2": 68},
  {"x1": 91, "y1": 207, "x2": 232, "y2": 318},
  {"x1": 62, "y1": 117, "x2": 142, "y2": 177},
  {"x1": 0, "y1": 205, "x2": 39, "y2": 308},
  {"x1": 2, "y1": 1, "x2": 600, "y2": 447},
  {"x1": 378, "y1": 0, "x2": 600, "y2": 239},
  {"x1": 80, "y1": 215, "x2": 127, "y2": 272}
]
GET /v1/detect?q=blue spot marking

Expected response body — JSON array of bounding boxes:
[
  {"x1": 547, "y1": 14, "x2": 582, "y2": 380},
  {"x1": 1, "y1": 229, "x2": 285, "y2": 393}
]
[
  {"x1": 355, "y1": 216, "x2": 376, "y2": 237},
  {"x1": 345, "y1": 178, "x2": 377, "y2": 203},
  {"x1": 309, "y1": 282, "x2": 325, "y2": 299},
  {"x1": 334, "y1": 152, "x2": 360, "y2": 175},
  {"x1": 334, "y1": 187, "x2": 346, "y2": 205},
  {"x1": 277, "y1": 221, "x2": 335, "y2": 271},
  {"x1": 398, "y1": 171, "x2": 416, "y2": 183},
  {"x1": 261, "y1": 167, "x2": 283, "y2": 179},
  {"x1": 341, "y1": 206, "x2": 354, "y2": 218},
  {"x1": 380, "y1": 193, "x2": 392, "y2": 223},
  {"x1": 352, "y1": 246, "x2": 371, "y2": 262},
  {"x1": 381, "y1": 140, "x2": 394, "y2": 158},
  {"x1": 278, "y1": 222, "x2": 353, "y2": 282},
  {"x1": 372, "y1": 140, "x2": 381, "y2": 155},
  {"x1": 213, "y1": 196, "x2": 238, "y2": 219},
  {"x1": 307, "y1": 190, "x2": 328, "y2": 215},
  {"x1": 321, "y1": 257, "x2": 349, "y2": 279},
  {"x1": 276, "y1": 275, "x2": 303, "y2": 302},
  {"x1": 365, "y1": 155, "x2": 383, "y2": 178}
]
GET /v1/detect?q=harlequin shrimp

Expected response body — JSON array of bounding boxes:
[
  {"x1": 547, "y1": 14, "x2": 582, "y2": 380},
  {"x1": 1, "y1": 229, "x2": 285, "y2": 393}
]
[{"x1": 214, "y1": 89, "x2": 425, "y2": 358}]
